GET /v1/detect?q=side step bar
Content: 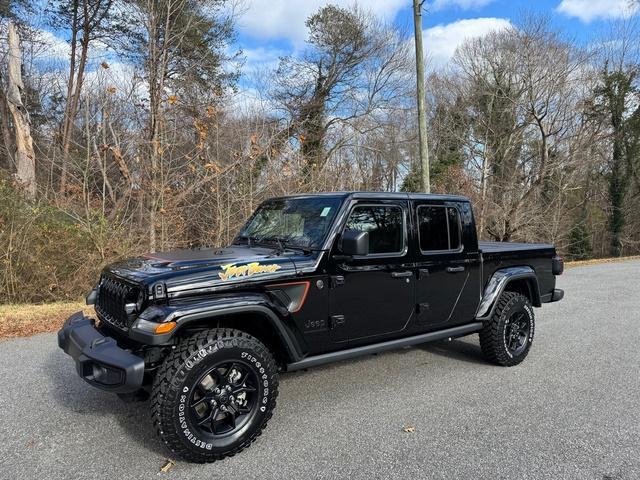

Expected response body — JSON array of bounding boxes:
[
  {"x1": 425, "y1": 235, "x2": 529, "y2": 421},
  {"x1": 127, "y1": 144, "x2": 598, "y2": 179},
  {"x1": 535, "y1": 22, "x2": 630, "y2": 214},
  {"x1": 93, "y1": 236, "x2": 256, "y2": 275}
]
[{"x1": 286, "y1": 322, "x2": 483, "y2": 372}]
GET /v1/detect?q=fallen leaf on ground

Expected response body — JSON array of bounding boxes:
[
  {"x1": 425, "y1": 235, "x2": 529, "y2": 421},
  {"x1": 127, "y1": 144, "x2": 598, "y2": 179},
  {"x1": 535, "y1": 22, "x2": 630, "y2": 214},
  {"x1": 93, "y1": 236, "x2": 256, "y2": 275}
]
[
  {"x1": 403, "y1": 426, "x2": 416, "y2": 433},
  {"x1": 159, "y1": 459, "x2": 175, "y2": 473}
]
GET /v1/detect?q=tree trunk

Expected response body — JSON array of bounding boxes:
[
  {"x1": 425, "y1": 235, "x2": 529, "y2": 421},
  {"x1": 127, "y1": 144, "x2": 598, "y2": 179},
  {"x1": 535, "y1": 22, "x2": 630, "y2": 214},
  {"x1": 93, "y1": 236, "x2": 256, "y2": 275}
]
[
  {"x1": 0, "y1": 88, "x2": 14, "y2": 169},
  {"x1": 59, "y1": 0, "x2": 79, "y2": 194},
  {"x1": 609, "y1": 131, "x2": 626, "y2": 256},
  {"x1": 145, "y1": 0, "x2": 173, "y2": 252},
  {"x1": 6, "y1": 21, "x2": 36, "y2": 199}
]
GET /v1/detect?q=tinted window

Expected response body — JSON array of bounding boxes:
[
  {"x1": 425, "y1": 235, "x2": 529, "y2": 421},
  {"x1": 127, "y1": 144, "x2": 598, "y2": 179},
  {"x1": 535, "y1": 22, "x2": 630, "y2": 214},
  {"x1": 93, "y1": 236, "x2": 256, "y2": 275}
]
[
  {"x1": 418, "y1": 205, "x2": 461, "y2": 251},
  {"x1": 447, "y1": 207, "x2": 461, "y2": 248},
  {"x1": 344, "y1": 205, "x2": 404, "y2": 254}
]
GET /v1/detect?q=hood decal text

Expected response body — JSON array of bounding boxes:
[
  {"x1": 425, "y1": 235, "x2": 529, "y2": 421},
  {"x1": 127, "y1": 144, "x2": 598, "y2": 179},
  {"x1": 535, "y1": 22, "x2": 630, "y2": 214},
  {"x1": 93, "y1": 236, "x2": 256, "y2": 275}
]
[{"x1": 218, "y1": 262, "x2": 282, "y2": 281}]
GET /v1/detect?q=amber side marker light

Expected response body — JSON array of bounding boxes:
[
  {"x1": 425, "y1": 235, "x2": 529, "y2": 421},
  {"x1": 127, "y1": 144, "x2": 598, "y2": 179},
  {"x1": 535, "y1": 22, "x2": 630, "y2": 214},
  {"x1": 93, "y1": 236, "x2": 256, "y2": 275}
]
[{"x1": 155, "y1": 321, "x2": 177, "y2": 334}]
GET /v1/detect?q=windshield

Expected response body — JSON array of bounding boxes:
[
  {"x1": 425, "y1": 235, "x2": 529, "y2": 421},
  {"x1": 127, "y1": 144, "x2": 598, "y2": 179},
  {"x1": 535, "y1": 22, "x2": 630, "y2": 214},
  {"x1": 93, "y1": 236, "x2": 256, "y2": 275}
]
[{"x1": 235, "y1": 197, "x2": 343, "y2": 249}]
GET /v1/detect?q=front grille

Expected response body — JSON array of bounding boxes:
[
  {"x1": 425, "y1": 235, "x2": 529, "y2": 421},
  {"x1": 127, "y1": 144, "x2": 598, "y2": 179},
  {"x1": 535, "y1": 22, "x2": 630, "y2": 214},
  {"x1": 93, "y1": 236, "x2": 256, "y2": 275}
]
[{"x1": 95, "y1": 275, "x2": 141, "y2": 331}]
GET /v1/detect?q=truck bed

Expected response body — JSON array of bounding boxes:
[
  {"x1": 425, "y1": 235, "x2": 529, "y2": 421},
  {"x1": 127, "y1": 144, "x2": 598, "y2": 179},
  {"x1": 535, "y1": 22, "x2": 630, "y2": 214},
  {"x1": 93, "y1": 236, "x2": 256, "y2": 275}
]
[
  {"x1": 479, "y1": 241, "x2": 555, "y2": 254},
  {"x1": 478, "y1": 241, "x2": 557, "y2": 300}
]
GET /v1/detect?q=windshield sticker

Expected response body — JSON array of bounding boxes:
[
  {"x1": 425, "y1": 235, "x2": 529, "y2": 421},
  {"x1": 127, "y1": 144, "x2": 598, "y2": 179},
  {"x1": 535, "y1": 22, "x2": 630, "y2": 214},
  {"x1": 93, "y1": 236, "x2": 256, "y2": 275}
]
[
  {"x1": 218, "y1": 262, "x2": 281, "y2": 281},
  {"x1": 320, "y1": 207, "x2": 331, "y2": 217}
]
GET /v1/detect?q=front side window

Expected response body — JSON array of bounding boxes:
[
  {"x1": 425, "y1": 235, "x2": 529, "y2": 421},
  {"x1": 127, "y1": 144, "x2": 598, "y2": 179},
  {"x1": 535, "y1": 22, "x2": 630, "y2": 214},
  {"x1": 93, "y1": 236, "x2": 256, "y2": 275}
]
[
  {"x1": 417, "y1": 205, "x2": 461, "y2": 251},
  {"x1": 344, "y1": 205, "x2": 405, "y2": 255}
]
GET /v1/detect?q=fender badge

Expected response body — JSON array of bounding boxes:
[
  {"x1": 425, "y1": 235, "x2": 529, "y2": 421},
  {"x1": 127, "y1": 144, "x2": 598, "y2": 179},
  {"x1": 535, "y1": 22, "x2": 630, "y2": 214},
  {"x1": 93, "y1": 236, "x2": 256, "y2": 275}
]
[{"x1": 218, "y1": 262, "x2": 281, "y2": 281}]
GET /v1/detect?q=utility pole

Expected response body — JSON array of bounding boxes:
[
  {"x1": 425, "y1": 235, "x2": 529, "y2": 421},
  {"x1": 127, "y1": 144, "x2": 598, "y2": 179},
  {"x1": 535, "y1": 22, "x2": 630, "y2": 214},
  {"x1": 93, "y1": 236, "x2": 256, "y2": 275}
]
[{"x1": 412, "y1": 0, "x2": 430, "y2": 193}]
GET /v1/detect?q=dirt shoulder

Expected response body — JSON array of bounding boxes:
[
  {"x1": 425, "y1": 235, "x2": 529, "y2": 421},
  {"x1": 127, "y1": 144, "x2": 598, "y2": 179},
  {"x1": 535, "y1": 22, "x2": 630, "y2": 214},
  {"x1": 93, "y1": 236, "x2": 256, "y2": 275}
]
[
  {"x1": 565, "y1": 255, "x2": 640, "y2": 269},
  {"x1": 0, "y1": 302, "x2": 91, "y2": 340}
]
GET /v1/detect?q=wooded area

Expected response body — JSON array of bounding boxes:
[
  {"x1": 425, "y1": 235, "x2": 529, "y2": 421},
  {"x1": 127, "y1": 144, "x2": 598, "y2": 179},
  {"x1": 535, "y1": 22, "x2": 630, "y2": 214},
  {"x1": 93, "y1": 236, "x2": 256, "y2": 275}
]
[{"x1": 0, "y1": 1, "x2": 639, "y2": 303}]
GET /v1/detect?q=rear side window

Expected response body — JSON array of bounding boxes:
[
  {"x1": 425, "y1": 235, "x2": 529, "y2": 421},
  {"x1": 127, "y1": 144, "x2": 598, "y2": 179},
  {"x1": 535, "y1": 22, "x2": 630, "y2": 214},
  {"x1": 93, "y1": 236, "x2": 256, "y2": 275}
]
[
  {"x1": 417, "y1": 205, "x2": 461, "y2": 252},
  {"x1": 344, "y1": 205, "x2": 405, "y2": 255}
]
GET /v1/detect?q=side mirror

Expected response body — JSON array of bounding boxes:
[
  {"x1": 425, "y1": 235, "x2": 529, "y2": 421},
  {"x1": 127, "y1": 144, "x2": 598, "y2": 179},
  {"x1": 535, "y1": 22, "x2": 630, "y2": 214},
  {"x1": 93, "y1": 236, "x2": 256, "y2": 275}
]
[{"x1": 340, "y1": 230, "x2": 369, "y2": 256}]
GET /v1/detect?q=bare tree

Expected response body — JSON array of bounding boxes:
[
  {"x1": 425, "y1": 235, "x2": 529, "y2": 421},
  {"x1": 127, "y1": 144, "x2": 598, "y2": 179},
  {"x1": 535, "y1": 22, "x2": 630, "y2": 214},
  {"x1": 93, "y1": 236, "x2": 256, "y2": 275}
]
[
  {"x1": 3, "y1": 0, "x2": 640, "y2": 304},
  {"x1": 48, "y1": 0, "x2": 115, "y2": 194},
  {"x1": 272, "y1": 5, "x2": 413, "y2": 185},
  {"x1": 591, "y1": 18, "x2": 640, "y2": 256},
  {"x1": 451, "y1": 17, "x2": 590, "y2": 242},
  {"x1": 5, "y1": 20, "x2": 35, "y2": 198},
  {"x1": 118, "y1": 0, "x2": 238, "y2": 250}
]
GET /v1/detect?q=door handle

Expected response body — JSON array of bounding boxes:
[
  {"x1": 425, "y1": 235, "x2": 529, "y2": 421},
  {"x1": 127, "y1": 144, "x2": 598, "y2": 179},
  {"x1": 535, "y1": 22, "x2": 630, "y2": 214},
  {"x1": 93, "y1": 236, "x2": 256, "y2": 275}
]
[
  {"x1": 391, "y1": 271, "x2": 413, "y2": 278},
  {"x1": 446, "y1": 266, "x2": 465, "y2": 273}
]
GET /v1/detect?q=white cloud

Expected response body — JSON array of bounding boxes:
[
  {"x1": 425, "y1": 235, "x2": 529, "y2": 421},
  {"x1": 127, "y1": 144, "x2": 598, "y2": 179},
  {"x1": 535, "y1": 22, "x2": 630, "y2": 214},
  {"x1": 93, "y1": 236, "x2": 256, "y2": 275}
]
[
  {"x1": 30, "y1": 29, "x2": 118, "y2": 64},
  {"x1": 32, "y1": 30, "x2": 70, "y2": 61},
  {"x1": 85, "y1": 62, "x2": 139, "y2": 90},
  {"x1": 228, "y1": 87, "x2": 272, "y2": 116},
  {"x1": 239, "y1": 0, "x2": 406, "y2": 44},
  {"x1": 423, "y1": 17, "x2": 512, "y2": 69},
  {"x1": 429, "y1": 0, "x2": 495, "y2": 12},
  {"x1": 557, "y1": 0, "x2": 639, "y2": 23},
  {"x1": 243, "y1": 46, "x2": 288, "y2": 71}
]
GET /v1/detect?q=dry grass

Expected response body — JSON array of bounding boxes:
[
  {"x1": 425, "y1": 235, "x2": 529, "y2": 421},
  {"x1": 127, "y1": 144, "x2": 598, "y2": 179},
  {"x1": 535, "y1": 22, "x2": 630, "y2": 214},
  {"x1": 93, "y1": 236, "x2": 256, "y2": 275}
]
[
  {"x1": 565, "y1": 255, "x2": 640, "y2": 269},
  {"x1": 0, "y1": 302, "x2": 91, "y2": 340}
]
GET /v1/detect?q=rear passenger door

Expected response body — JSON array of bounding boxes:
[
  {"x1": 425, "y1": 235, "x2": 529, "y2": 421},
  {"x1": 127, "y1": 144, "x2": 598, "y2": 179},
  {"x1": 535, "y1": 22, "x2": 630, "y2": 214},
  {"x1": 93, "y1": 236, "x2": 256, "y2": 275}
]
[{"x1": 413, "y1": 202, "x2": 480, "y2": 328}]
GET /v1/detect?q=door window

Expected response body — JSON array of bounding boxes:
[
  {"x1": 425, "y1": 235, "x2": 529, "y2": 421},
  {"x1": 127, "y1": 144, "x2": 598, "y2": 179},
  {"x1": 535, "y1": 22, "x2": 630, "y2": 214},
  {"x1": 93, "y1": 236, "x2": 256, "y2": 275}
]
[
  {"x1": 343, "y1": 205, "x2": 405, "y2": 255},
  {"x1": 417, "y1": 205, "x2": 461, "y2": 252}
]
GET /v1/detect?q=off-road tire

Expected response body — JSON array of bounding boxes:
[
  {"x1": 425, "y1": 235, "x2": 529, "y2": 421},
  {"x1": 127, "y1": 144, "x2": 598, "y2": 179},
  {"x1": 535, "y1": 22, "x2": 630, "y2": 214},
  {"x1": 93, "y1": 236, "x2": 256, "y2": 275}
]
[
  {"x1": 479, "y1": 291, "x2": 535, "y2": 367},
  {"x1": 151, "y1": 328, "x2": 278, "y2": 463}
]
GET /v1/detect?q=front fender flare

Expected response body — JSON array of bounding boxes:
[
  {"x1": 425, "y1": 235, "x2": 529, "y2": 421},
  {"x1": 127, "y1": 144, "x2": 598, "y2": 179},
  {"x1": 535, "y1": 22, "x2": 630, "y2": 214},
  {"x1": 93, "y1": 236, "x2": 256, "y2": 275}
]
[
  {"x1": 475, "y1": 266, "x2": 540, "y2": 321},
  {"x1": 131, "y1": 296, "x2": 303, "y2": 362}
]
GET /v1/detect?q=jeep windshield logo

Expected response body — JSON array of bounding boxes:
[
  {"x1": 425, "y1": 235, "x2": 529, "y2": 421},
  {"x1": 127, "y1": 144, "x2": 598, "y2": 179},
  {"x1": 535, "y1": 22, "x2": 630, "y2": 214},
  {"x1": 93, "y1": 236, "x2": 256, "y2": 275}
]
[{"x1": 218, "y1": 262, "x2": 281, "y2": 281}]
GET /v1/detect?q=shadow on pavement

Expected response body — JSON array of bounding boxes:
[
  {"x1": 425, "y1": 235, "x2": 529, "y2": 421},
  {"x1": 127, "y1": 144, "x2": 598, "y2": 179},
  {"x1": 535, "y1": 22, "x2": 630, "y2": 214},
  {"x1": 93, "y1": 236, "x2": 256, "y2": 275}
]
[
  {"x1": 44, "y1": 334, "x2": 485, "y2": 459},
  {"x1": 46, "y1": 350, "x2": 167, "y2": 457},
  {"x1": 415, "y1": 338, "x2": 486, "y2": 365}
]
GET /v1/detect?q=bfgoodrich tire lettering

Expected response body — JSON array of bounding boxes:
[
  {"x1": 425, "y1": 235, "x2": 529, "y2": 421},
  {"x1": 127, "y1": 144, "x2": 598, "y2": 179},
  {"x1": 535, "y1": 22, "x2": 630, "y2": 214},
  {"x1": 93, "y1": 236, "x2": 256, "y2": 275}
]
[
  {"x1": 151, "y1": 328, "x2": 278, "y2": 462},
  {"x1": 479, "y1": 291, "x2": 535, "y2": 367}
]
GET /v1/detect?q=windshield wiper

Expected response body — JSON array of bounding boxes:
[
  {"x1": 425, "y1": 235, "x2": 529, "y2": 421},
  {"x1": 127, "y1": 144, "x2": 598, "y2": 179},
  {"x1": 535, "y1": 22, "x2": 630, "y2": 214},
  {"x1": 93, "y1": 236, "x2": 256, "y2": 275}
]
[{"x1": 255, "y1": 236, "x2": 311, "y2": 255}]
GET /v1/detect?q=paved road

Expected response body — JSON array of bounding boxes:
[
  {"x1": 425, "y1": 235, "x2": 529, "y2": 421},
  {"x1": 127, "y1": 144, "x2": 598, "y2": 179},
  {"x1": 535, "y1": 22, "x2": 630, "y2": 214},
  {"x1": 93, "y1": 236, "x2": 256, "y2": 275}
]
[{"x1": 0, "y1": 261, "x2": 638, "y2": 480}]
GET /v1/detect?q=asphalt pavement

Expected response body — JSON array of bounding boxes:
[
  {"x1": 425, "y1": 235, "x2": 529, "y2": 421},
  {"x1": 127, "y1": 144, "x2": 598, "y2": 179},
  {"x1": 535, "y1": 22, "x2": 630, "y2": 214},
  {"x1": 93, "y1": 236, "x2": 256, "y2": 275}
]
[{"x1": 0, "y1": 260, "x2": 638, "y2": 479}]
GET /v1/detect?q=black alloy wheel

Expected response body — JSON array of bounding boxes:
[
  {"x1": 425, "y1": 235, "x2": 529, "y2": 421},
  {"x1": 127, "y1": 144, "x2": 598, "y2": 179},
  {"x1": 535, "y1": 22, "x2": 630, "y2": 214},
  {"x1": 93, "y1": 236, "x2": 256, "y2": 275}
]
[
  {"x1": 189, "y1": 361, "x2": 259, "y2": 436},
  {"x1": 504, "y1": 311, "x2": 531, "y2": 357}
]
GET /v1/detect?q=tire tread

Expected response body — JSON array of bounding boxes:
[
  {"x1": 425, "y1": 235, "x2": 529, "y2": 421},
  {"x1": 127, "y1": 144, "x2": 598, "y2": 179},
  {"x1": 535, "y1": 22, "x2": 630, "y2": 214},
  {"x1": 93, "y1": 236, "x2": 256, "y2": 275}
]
[
  {"x1": 479, "y1": 291, "x2": 533, "y2": 367},
  {"x1": 150, "y1": 328, "x2": 278, "y2": 463}
]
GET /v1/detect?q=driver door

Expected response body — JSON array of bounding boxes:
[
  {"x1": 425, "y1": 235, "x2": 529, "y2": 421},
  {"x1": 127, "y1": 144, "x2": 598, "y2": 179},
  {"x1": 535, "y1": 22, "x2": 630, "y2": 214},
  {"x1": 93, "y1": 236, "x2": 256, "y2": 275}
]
[{"x1": 327, "y1": 201, "x2": 415, "y2": 344}]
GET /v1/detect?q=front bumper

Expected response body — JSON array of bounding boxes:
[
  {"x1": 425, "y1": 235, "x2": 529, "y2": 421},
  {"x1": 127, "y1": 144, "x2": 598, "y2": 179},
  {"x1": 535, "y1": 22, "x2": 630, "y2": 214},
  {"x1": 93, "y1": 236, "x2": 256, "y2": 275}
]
[{"x1": 57, "y1": 312, "x2": 145, "y2": 393}]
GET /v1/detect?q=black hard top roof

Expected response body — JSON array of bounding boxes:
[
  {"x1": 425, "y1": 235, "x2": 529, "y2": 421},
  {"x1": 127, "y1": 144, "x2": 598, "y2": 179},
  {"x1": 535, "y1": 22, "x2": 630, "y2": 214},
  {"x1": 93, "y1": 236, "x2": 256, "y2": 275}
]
[{"x1": 271, "y1": 191, "x2": 470, "y2": 203}]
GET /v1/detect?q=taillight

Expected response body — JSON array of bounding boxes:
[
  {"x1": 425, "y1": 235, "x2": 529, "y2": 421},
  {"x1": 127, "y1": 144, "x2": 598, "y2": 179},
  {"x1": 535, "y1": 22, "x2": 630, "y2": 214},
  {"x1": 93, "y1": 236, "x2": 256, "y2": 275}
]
[{"x1": 552, "y1": 255, "x2": 564, "y2": 275}]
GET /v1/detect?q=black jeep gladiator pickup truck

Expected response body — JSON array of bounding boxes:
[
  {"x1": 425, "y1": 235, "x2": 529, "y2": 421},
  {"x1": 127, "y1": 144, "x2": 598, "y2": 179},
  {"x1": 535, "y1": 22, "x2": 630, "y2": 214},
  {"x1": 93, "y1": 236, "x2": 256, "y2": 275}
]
[{"x1": 58, "y1": 192, "x2": 564, "y2": 462}]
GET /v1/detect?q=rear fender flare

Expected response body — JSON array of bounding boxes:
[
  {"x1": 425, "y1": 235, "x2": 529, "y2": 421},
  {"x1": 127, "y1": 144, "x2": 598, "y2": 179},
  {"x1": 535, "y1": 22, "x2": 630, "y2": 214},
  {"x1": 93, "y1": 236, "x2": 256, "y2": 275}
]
[{"x1": 475, "y1": 266, "x2": 541, "y2": 321}]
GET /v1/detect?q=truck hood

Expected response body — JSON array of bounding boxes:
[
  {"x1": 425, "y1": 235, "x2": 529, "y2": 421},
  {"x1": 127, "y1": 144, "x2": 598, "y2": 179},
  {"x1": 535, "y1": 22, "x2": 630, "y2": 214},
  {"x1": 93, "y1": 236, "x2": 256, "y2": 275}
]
[{"x1": 106, "y1": 246, "x2": 302, "y2": 291}]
